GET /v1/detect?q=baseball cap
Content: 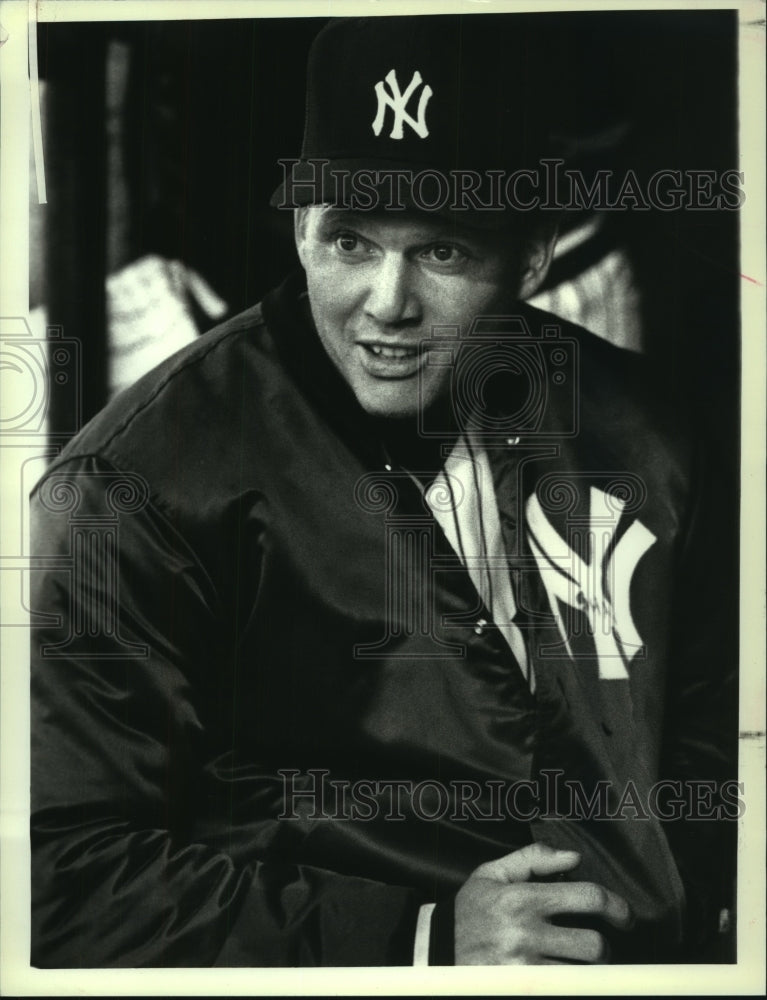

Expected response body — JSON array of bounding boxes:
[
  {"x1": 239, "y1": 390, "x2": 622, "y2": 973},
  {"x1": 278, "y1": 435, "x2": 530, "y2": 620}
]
[{"x1": 270, "y1": 15, "x2": 565, "y2": 228}]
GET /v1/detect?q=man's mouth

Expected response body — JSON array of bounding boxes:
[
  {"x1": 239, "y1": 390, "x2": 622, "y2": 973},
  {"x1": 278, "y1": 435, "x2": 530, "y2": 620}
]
[
  {"x1": 357, "y1": 341, "x2": 427, "y2": 379},
  {"x1": 364, "y1": 344, "x2": 420, "y2": 360}
]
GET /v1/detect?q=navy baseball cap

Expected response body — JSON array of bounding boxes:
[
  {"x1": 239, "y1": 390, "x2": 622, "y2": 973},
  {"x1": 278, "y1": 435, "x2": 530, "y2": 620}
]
[{"x1": 270, "y1": 15, "x2": 563, "y2": 228}]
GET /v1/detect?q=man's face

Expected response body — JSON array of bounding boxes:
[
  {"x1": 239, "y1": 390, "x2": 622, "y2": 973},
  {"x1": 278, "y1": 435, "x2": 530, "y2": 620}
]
[{"x1": 295, "y1": 206, "x2": 528, "y2": 419}]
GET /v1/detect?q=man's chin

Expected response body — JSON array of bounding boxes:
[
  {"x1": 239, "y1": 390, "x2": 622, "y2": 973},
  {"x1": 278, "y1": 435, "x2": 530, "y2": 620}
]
[
  {"x1": 352, "y1": 376, "x2": 452, "y2": 422},
  {"x1": 351, "y1": 383, "x2": 419, "y2": 420},
  {"x1": 357, "y1": 397, "x2": 422, "y2": 420}
]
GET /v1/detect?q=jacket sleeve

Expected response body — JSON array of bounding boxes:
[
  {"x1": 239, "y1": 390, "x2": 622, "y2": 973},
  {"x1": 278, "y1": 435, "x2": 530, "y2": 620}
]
[
  {"x1": 658, "y1": 442, "x2": 739, "y2": 961},
  {"x1": 30, "y1": 456, "x2": 421, "y2": 968}
]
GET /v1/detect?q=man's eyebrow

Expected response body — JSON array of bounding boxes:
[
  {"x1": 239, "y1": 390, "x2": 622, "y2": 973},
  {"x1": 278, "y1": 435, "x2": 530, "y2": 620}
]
[
  {"x1": 316, "y1": 208, "x2": 367, "y2": 226},
  {"x1": 316, "y1": 208, "x2": 497, "y2": 243}
]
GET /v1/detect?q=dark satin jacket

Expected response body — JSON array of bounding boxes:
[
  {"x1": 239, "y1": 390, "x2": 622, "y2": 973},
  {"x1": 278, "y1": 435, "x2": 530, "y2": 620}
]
[{"x1": 30, "y1": 273, "x2": 736, "y2": 967}]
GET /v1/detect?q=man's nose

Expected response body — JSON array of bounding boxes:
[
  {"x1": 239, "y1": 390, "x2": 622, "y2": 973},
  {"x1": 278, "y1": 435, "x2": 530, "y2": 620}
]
[{"x1": 363, "y1": 255, "x2": 421, "y2": 327}]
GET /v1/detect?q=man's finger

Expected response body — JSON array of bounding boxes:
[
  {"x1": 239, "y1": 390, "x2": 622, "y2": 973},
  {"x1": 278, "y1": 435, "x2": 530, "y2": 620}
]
[
  {"x1": 538, "y1": 881, "x2": 633, "y2": 930},
  {"x1": 538, "y1": 924, "x2": 610, "y2": 964},
  {"x1": 476, "y1": 842, "x2": 581, "y2": 883}
]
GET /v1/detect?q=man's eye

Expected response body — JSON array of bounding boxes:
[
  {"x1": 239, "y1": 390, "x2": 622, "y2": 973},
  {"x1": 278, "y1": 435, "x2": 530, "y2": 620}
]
[
  {"x1": 423, "y1": 244, "x2": 467, "y2": 265},
  {"x1": 335, "y1": 233, "x2": 361, "y2": 253}
]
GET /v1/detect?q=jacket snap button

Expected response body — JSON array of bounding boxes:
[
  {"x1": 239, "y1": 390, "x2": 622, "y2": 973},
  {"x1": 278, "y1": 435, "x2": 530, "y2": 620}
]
[
  {"x1": 384, "y1": 463, "x2": 392, "y2": 472},
  {"x1": 474, "y1": 618, "x2": 488, "y2": 635}
]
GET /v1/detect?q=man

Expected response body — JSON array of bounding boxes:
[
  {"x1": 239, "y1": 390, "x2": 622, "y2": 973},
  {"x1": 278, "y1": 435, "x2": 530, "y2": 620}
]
[{"x1": 30, "y1": 15, "x2": 736, "y2": 966}]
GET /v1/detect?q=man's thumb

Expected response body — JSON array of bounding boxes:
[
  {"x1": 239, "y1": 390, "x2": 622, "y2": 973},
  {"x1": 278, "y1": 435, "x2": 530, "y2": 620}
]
[{"x1": 476, "y1": 842, "x2": 581, "y2": 883}]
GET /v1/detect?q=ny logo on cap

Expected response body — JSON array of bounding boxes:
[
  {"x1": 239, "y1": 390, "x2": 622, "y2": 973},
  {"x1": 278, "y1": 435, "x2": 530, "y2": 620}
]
[{"x1": 372, "y1": 69, "x2": 433, "y2": 140}]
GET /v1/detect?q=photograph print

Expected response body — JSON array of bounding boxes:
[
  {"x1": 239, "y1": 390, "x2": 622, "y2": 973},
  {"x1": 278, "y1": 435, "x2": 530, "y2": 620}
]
[{"x1": 11, "y1": 0, "x2": 758, "y2": 980}]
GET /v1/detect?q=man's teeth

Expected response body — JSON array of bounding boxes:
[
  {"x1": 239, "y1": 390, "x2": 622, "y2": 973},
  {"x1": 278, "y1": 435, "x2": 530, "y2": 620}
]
[{"x1": 368, "y1": 345, "x2": 418, "y2": 359}]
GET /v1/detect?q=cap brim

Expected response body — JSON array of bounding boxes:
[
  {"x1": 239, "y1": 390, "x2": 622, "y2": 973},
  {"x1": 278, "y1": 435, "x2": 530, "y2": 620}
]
[{"x1": 269, "y1": 158, "x2": 532, "y2": 231}]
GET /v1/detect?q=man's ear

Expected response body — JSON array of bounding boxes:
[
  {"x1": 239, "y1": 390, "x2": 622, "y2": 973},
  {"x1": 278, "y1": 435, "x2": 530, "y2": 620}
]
[
  {"x1": 517, "y1": 229, "x2": 558, "y2": 300},
  {"x1": 294, "y1": 207, "x2": 309, "y2": 268}
]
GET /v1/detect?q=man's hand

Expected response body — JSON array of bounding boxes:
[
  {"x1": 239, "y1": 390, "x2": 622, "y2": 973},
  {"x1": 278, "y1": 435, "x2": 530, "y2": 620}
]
[{"x1": 454, "y1": 842, "x2": 633, "y2": 965}]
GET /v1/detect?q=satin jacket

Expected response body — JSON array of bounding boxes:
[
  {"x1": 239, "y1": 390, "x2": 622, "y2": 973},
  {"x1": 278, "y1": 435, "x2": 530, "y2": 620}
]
[{"x1": 30, "y1": 272, "x2": 737, "y2": 966}]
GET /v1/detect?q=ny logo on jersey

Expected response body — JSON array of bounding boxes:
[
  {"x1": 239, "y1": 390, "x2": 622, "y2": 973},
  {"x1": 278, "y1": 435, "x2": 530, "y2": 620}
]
[
  {"x1": 526, "y1": 486, "x2": 657, "y2": 680},
  {"x1": 372, "y1": 69, "x2": 433, "y2": 140}
]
